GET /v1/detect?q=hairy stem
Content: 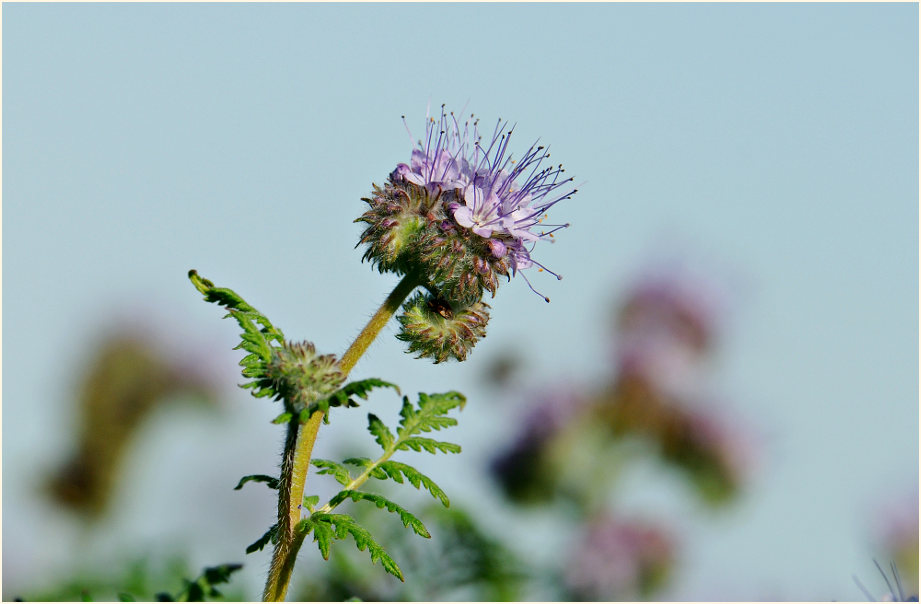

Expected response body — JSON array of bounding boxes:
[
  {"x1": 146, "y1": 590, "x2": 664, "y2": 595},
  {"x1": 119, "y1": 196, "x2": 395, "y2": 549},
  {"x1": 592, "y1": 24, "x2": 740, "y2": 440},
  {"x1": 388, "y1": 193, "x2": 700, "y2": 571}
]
[
  {"x1": 339, "y1": 273, "x2": 421, "y2": 374},
  {"x1": 262, "y1": 273, "x2": 420, "y2": 601}
]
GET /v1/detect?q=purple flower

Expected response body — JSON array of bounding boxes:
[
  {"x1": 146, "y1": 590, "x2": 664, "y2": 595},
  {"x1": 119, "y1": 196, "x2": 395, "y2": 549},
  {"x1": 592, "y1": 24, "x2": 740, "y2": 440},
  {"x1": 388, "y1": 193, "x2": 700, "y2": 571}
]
[
  {"x1": 490, "y1": 386, "x2": 586, "y2": 502},
  {"x1": 392, "y1": 105, "x2": 575, "y2": 293},
  {"x1": 565, "y1": 514, "x2": 676, "y2": 600}
]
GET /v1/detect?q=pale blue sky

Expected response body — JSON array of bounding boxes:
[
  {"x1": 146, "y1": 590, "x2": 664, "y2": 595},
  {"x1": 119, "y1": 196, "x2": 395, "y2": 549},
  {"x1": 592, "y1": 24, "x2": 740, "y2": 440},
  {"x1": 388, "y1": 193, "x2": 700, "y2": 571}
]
[{"x1": 4, "y1": 3, "x2": 918, "y2": 600}]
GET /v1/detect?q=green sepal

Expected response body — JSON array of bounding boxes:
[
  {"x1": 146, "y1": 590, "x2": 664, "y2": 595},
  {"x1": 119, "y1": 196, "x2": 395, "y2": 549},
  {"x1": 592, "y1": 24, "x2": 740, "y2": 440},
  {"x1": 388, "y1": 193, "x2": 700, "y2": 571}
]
[
  {"x1": 245, "y1": 524, "x2": 278, "y2": 554},
  {"x1": 311, "y1": 459, "x2": 353, "y2": 486},
  {"x1": 327, "y1": 490, "x2": 430, "y2": 538},
  {"x1": 234, "y1": 474, "x2": 279, "y2": 491}
]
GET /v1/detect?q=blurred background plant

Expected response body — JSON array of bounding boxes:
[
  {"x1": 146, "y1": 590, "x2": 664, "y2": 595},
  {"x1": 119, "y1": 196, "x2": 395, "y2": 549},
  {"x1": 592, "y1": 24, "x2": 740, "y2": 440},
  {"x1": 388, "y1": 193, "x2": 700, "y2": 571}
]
[{"x1": 8, "y1": 255, "x2": 918, "y2": 602}]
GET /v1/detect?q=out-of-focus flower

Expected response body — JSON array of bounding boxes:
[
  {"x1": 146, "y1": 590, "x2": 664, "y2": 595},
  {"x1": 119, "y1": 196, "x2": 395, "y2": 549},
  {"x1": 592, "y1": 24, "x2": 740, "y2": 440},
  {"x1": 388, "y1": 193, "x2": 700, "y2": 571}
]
[
  {"x1": 658, "y1": 401, "x2": 756, "y2": 504},
  {"x1": 491, "y1": 386, "x2": 587, "y2": 503},
  {"x1": 872, "y1": 492, "x2": 919, "y2": 595},
  {"x1": 598, "y1": 382, "x2": 755, "y2": 505},
  {"x1": 358, "y1": 105, "x2": 575, "y2": 305},
  {"x1": 595, "y1": 258, "x2": 753, "y2": 504},
  {"x1": 564, "y1": 514, "x2": 676, "y2": 601},
  {"x1": 615, "y1": 261, "x2": 728, "y2": 400}
]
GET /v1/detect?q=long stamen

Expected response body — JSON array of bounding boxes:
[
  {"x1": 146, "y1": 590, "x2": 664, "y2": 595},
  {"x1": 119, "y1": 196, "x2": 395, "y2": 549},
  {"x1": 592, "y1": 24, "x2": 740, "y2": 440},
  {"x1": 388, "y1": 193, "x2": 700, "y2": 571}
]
[
  {"x1": 529, "y1": 257, "x2": 563, "y2": 280},
  {"x1": 518, "y1": 269, "x2": 551, "y2": 303}
]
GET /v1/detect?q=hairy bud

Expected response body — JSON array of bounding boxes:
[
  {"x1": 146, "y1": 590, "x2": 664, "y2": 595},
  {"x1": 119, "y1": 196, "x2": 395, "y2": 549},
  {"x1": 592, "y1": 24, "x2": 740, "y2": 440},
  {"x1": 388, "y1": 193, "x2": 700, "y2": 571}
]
[
  {"x1": 357, "y1": 181, "x2": 512, "y2": 306},
  {"x1": 265, "y1": 341, "x2": 345, "y2": 411},
  {"x1": 397, "y1": 292, "x2": 490, "y2": 363},
  {"x1": 357, "y1": 183, "x2": 428, "y2": 275}
]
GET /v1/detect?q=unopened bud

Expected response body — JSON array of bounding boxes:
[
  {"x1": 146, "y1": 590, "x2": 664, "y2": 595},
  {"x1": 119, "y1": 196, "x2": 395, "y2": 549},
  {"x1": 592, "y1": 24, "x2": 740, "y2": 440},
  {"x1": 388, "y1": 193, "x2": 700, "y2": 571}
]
[
  {"x1": 397, "y1": 292, "x2": 490, "y2": 363},
  {"x1": 265, "y1": 341, "x2": 345, "y2": 412}
]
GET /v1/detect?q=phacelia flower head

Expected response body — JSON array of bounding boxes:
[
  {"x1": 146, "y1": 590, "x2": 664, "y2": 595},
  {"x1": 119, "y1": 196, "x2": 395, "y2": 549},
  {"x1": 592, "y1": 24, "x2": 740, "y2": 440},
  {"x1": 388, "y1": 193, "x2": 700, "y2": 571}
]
[{"x1": 358, "y1": 105, "x2": 575, "y2": 305}]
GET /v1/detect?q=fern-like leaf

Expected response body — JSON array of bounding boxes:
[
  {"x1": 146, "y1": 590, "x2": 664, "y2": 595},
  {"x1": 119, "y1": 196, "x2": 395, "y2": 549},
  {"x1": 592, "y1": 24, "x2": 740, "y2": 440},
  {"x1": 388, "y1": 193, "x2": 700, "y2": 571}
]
[
  {"x1": 376, "y1": 461, "x2": 450, "y2": 507},
  {"x1": 342, "y1": 456, "x2": 388, "y2": 480},
  {"x1": 397, "y1": 436, "x2": 461, "y2": 455},
  {"x1": 311, "y1": 459, "x2": 353, "y2": 486},
  {"x1": 397, "y1": 391, "x2": 465, "y2": 439},
  {"x1": 188, "y1": 270, "x2": 284, "y2": 399},
  {"x1": 233, "y1": 474, "x2": 279, "y2": 491},
  {"x1": 302, "y1": 514, "x2": 403, "y2": 581},
  {"x1": 326, "y1": 378, "x2": 400, "y2": 407},
  {"x1": 302, "y1": 378, "x2": 401, "y2": 424},
  {"x1": 327, "y1": 490, "x2": 430, "y2": 538},
  {"x1": 245, "y1": 524, "x2": 278, "y2": 554},
  {"x1": 302, "y1": 494, "x2": 320, "y2": 511},
  {"x1": 169, "y1": 563, "x2": 244, "y2": 602},
  {"x1": 367, "y1": 414, "x2": 395, "y2": 451}
]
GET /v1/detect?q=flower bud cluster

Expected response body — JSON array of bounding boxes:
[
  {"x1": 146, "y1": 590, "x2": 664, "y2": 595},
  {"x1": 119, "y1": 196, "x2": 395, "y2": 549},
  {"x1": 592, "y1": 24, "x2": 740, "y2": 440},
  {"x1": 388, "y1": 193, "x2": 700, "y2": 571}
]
[
  {"x1": 358, "y1": 181, "x2": 512, "y2": 306},
  {"x1": 265, "y1": 341, "x2": 345, "y2": 412},
  {"x1": 396, "y1": 291, "x2": 490, "y2": 363},
  {"x1": 358, "y1": 106, "x2": 576, "y2": 362}
]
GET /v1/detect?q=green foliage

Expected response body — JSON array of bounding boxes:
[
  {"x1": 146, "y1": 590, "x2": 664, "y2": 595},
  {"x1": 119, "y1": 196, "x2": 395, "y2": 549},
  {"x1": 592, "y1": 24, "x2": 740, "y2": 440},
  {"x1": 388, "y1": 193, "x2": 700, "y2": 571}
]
[
  {"x1": 367, "y1": 414, "x2": 395, "y2": 450},
  {"x1": 188, "y1": 270, "x2": 284, "y2": 400},
  {"x1": 295, "y1": 391, "x2": 463, "y2": 584},
  {"x1": 245, "y1": 524, "x2": 278, "y2": 554},
  {"x1": 395, "y1": 391, "x2": 465, "y2": 442},
  {"x1": 342, "y1": 458, "x2": 450, "y2": 507},
  {"x1": 156, "y1": 563, "x2": 243, "y2": 602},
  {"x1": 233, "y1": 474, "x2": 279, "y2": 491},
  {"x1": 377, "y1": 461, "x2": 450, "y2": 507},
  {"x1": 19, "y1": 556, "x2": 245, "y2": 603},
  {"x1": 301, "y1": 378, "x2": 400, "y2": 424},
  {"x1": 312, "y1": 459, "x2": 354, "y2": 486},
  {"x1": 294, "y1": 502, "x2": 526, "y2": 602},
  {"x1": 301, "y1": 514, "x2": 404, "y2": 581},
  {"x1": 397, "y1": 436, "x2": 461, "y2": 454},
  {"x1": 327, "y1": 490, "x2": 430, "y2": 538}
]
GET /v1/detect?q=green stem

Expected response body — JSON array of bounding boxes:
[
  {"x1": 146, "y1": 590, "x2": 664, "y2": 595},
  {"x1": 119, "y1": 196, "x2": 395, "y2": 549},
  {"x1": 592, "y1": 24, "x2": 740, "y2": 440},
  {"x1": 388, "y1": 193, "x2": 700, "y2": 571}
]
[
  {"x1": 262, "y1": 273, "x2": 420, "y2": 602},
  {"x1": 339, "y1": 272, "x2": 421, "y2": 374}
]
